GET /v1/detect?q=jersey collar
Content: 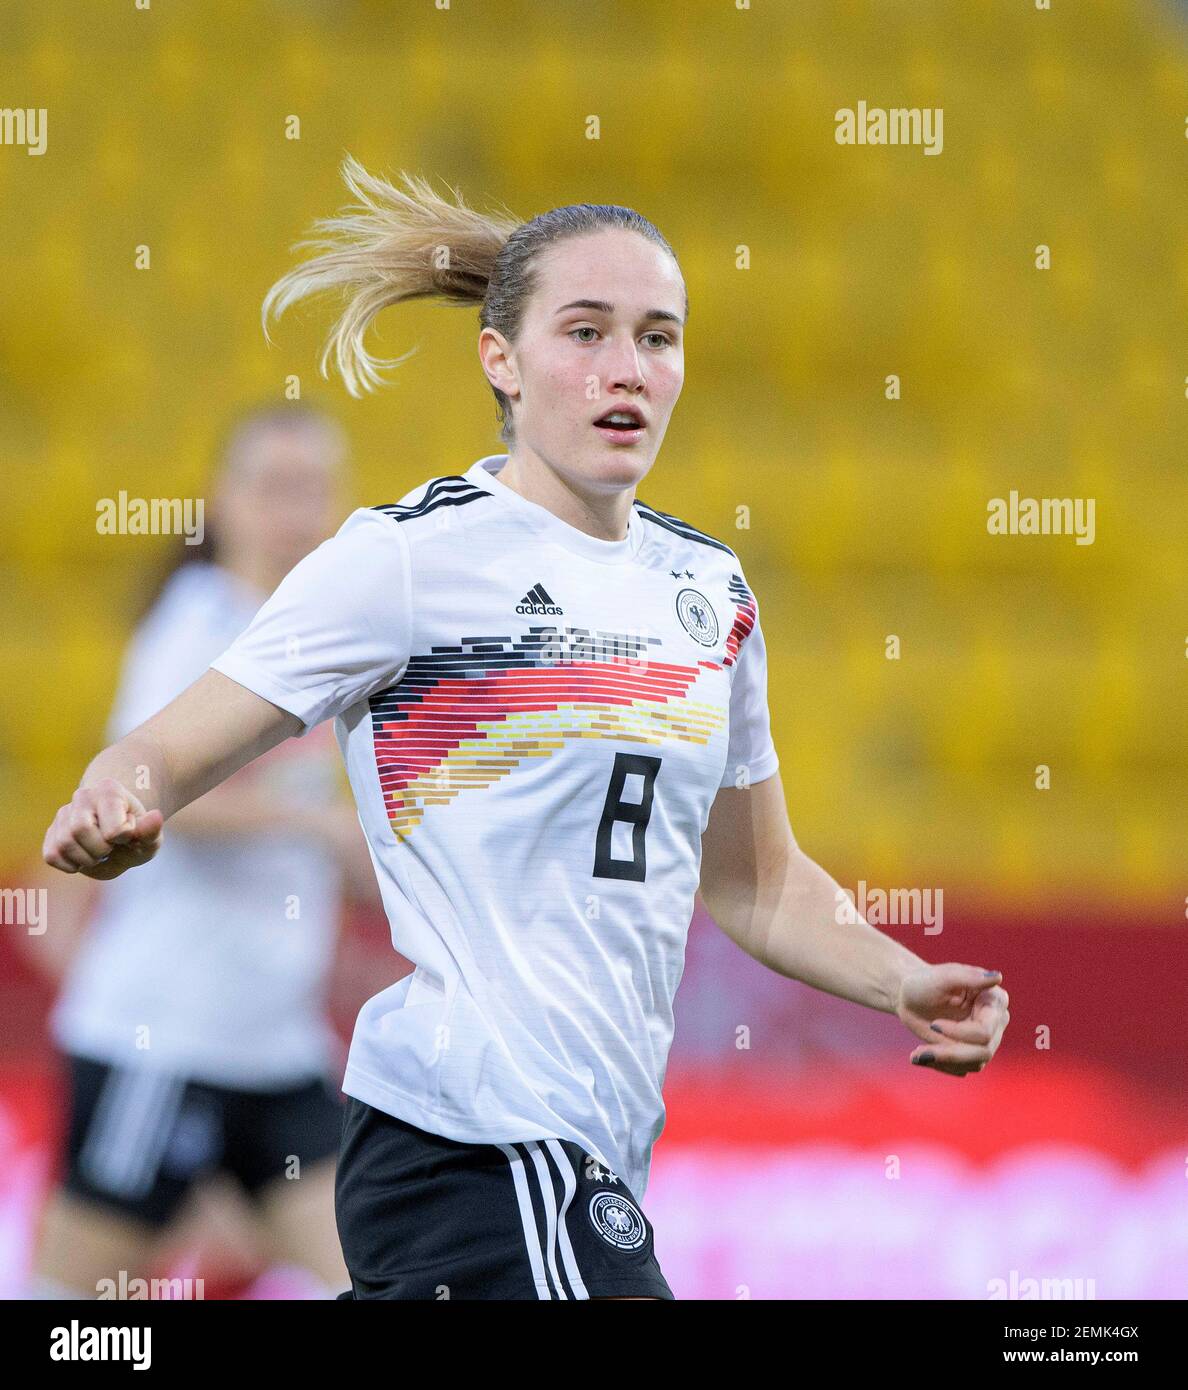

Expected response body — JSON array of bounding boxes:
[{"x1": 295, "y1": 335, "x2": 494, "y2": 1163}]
[{"x1": 465, "y1": 455, "x2": 645, "y2": 566}]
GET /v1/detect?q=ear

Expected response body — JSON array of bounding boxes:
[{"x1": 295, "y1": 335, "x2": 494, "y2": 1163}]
[{"x1": 477, "y1": 326, "x2": 521, "y2": 403}]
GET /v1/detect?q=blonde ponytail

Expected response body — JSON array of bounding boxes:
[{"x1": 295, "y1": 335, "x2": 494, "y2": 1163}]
[
  {"x1": 262, "y1": 155, "x2": 519, "y2": 398},
  {"x1": 263, "y1": 155, "x2": 683, "y2": 445}
]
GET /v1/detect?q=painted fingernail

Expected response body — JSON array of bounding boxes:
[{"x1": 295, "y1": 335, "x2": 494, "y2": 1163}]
[
  {"x1": 984, "y1": 969, "x2": 999, "y2": 977},
  {"x1": 930, "y1": 1024, "x2": 944, "y2": 1033},
  {"x1": 919, "y1": 1052, "x2": 935, "y2": 1064}
]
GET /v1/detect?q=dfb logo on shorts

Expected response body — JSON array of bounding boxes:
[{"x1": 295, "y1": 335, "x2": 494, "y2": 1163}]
[
  {"x1": 588, "y1": 1191, "x2": 647, "y2": 1251},
  {"x1": 674, "y1": 588, "x2": 719, "y2": 647}
]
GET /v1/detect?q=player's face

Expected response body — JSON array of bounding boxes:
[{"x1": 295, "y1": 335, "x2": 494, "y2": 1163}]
[
  {"x1": 219, "y1": 428, "x2": 342, "y2": 577},
  {"x1": 503, "y1": 228, "x2": 686, "y2": 490}
]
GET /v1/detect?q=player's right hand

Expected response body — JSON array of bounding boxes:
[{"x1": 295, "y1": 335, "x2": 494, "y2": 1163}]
[{"x1": 42, "y1": 778, "x2": 165, "y2": 880}]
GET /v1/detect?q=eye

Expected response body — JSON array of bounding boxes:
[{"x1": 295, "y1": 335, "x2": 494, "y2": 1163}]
[
  {"x1": 643, "y1": 331, "x2": 673, "y2": 349},
  {"x1": 569, "y1": 325, "x2": 599, "y2": 343}
]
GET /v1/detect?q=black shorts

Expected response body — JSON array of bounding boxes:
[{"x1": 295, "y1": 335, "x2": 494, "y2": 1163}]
[
  {"x1": 61, "y1": 1052, "x2": 343, "y2": 1228},
  {"x1": 335, "y1": 1098, "x2": 674, "y2": 1300}
]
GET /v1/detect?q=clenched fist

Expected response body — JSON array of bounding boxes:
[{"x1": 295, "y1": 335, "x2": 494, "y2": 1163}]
[{"x1": 42, "y1": 778, "x2": 165, "y2": 880}]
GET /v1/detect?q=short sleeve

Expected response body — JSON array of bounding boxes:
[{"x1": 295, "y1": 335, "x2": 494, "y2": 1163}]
[
  {"x1": 209, "y1": 507, "x2": 412, "y2": 734},
  {"x1": 719, "y1": 588, "x2": 780, "y2": 790}
]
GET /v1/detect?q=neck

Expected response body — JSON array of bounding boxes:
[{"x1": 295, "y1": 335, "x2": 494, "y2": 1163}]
[{"x1": 498, "y1": 446, "x2": 634, "y2": 543}]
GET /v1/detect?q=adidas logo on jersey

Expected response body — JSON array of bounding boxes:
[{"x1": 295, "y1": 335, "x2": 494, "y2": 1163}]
[{"x1": 516, "y1": 583, "x2": 563, "y2": 616}]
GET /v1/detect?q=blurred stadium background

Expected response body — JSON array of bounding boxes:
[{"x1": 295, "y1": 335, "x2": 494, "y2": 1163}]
[{"x1": 1, "y1": 0, "x2": 1185, "y2": 1297}]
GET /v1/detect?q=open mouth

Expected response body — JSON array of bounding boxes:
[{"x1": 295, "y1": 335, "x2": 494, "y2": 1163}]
[{"x1": 592, "y1": 409, "x2": 646, "y2": 439}]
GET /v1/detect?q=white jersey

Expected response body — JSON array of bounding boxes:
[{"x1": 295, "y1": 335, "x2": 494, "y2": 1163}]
[
  {"x1": 210, "y1": 454, "x2": 779, "y2": 1193},
  {"x1": 52, "y1": 562, "x2": 344, "y2": 1088}
]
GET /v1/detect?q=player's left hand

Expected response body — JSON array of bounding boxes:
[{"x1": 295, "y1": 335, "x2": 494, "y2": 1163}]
[{"x1": 895, "y1": 964, "x2": 1009, "y2": 1077}]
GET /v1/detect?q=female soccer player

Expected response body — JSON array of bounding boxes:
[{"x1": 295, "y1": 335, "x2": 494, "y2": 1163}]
[
  {"x1": 42, "y1": 159, "x2": 1010, "y2": 1301},
  {"x1": 33, "y1": 405, "x2": 378, "y2": 1299}
]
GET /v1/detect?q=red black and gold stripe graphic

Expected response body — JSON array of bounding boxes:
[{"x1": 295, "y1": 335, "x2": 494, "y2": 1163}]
[{"x1": 371, "y1": 629, "x2": 722, "y2": 839}]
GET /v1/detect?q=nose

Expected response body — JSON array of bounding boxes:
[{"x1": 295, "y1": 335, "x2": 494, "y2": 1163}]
[{"x1": 605, "y1": 335, "x2": 646, "y2": 394}]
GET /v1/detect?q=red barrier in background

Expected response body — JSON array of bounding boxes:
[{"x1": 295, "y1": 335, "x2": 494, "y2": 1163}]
[{"x1": 3, "y1": 888, "x2": 1184, "y2": 1147}]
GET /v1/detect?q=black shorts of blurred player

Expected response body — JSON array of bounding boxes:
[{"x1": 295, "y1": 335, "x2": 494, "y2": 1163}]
[{"x1": 34, "y1": 1051, "x2": 346, "y2": 1297}]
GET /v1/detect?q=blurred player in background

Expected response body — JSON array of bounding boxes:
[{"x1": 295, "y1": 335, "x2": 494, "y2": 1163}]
[
  {"x1": 29, "y1": 405, "x2": 380, "y2": 1298},
  {"x1": 42, "y1": 161, "x2": 1009, "y2": 1300}
]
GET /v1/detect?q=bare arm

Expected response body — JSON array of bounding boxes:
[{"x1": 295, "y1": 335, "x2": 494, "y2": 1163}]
[
  {"x1": 42, "y1": 668, "x2": 302, "y2": 879},
  {"x1": 698, "y1": 772, "x2": 1009, "y2": 1075},
  {"x1": 89, "y1": 667, "x2": 303, "y2": 819},
  {"x1": 166, "y1": 778, "x2": 312, "y2": 838},
  {"x1": 699, "y1": 773, "x2": 923, "y2": 1013}
]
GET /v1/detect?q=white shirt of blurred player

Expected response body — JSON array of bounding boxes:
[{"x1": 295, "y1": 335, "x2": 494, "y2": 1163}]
[{"x1": 52, "y1": 562, "x2": 345, "y2": 1087}]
